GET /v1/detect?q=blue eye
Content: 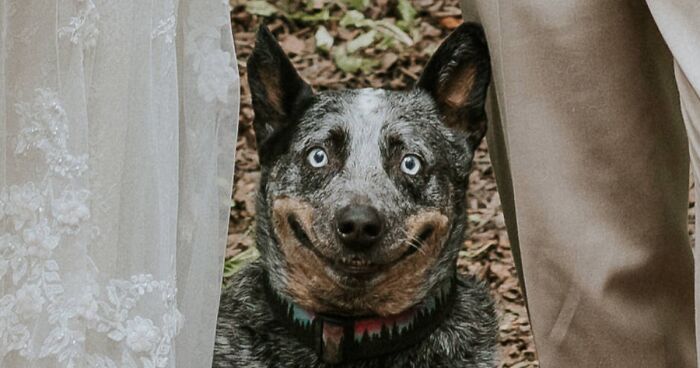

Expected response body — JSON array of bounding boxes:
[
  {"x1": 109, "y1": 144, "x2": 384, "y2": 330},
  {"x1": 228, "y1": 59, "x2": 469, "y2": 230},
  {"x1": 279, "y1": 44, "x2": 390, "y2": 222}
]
[
  {"x1": 307, "y1": 148, "x2": 328, "y2": 168},
  {"x1": 400, "y1": 155, "x2": 421, "y2": 175}
]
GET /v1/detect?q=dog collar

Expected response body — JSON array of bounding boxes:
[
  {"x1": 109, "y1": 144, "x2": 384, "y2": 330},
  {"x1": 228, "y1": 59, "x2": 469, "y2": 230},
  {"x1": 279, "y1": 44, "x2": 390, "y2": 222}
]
[{"x1": 264, "y1": 274, "x2": 457, "y2": 364}]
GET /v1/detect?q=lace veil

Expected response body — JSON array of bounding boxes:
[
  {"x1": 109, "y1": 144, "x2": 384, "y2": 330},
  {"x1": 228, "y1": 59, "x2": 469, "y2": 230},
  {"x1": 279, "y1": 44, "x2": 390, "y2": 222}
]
[{"x1": 0, "y1": 1, "x2": 238, "y2": 367}]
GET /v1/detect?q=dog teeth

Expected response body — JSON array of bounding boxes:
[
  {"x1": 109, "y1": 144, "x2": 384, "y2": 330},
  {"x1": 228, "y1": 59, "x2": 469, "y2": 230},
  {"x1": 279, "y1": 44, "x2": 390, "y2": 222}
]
[{"x1": 339, "y1": 257, "x2": 371, "y2": 267}]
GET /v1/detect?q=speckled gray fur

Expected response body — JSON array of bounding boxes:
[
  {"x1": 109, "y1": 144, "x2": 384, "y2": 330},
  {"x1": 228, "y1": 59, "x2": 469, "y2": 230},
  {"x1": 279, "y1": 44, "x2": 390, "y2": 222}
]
[
  {"x1": 213, "y1": 22, "x2": 496, "y2": 367},
  {"x1": 214, "y1": 261, "x2": 497, "y2": 367}
]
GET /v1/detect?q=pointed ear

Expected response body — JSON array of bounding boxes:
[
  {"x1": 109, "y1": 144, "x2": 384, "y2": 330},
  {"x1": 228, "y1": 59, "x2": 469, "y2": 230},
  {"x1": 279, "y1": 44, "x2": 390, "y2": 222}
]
[
  {"x1": 417, "y1": 22, "x2": 491, "y2": 148},
  {"x1": 248, "y1": 25, "x2": 313, "y2": 147}
]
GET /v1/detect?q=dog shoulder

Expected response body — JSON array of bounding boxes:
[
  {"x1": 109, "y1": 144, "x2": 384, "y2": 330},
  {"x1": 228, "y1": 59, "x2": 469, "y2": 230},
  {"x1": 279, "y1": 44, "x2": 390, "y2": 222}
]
[
  {"x1": 448, "y1": 274, "x2": 499, "y2": 366},
  {"x1": 219, "y1": 260, "x2": 277, "y2": 331},
  {"x1": 214, "y1": 261, "x2": 273, "y2": 367}
]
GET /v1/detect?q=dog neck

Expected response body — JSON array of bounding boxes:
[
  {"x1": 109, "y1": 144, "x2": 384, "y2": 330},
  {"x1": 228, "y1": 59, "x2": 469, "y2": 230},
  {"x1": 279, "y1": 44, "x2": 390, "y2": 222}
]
[{"x1": 264, "y1": 273, "x2": 458, "y2": 364}]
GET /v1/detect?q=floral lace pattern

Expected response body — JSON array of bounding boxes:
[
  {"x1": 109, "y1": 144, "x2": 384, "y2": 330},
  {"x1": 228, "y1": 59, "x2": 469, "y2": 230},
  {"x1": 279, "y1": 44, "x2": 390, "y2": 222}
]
[
  {"x1": 0, "y1": 88, "x2": 183, "y2": 367},
  {"x1": 152, "y1": 15, "x2": 177, "y2": 44},
  {"x1": 185, "y1": 0, "x2": 237, "y2": 104},
  {"x1": 58, "y1": 0, "x2": 100, "y2": 50},
  {"x1": 1, "y1": 0, "x2": 238, "y2": 365}
]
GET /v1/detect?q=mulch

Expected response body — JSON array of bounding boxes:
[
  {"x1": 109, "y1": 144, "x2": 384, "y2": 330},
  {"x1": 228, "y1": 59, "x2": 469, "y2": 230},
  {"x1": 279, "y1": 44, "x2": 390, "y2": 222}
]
[
  {"x1": 228, "y1": 1, "x2": 537, "y2": 366},
  {"x1": 228, "y1": 1, "x2": 696, "y2": 367}
]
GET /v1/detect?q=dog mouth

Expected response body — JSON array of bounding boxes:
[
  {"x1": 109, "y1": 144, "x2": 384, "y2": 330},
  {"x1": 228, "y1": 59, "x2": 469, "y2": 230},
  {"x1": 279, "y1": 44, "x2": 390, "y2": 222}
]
[
  {"x1": 404, "y1": 225, "x2": 435, "y2": 257},
  {"x1": 287, "y1": 214, "x2": 435, "y2": 278}
]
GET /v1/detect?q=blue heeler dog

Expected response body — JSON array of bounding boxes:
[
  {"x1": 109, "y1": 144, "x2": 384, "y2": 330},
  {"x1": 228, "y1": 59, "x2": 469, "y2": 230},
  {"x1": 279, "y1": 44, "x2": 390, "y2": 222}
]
[{"x1": 214, "y1": 22, "x2": 497, "y2": 367}]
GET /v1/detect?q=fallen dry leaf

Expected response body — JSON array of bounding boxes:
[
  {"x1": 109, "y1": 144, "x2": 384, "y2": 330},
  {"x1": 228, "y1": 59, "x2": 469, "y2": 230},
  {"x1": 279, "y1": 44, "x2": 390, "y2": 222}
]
[
  {"x1": 279, "y1": 34, "x2": 306, "y2": 55},
  {"x1": 439, "y1": 16, "x2": 462, "y2": 29}
]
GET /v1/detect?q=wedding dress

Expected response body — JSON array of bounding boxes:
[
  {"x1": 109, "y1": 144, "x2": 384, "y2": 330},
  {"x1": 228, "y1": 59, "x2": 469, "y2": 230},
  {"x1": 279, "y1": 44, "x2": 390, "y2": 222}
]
[{"x1": 0, "y1": 1, "x2": 239, "y2": 367}]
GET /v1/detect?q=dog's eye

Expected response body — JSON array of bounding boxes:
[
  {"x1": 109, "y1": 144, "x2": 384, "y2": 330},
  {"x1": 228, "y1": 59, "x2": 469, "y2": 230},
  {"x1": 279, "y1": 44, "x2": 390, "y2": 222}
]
[
  {"x1": 400, "y1": 155, "x2": 421, "y2": 175},
  {"x1": 307, "y1": 148, "x2": 328, "y2": 168}
]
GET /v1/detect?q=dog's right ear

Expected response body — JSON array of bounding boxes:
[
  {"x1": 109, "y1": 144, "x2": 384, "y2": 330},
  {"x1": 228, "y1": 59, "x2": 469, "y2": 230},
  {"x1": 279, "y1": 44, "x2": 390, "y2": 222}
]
[
  {"x1": 416, "y1": 23, "x2": 490, "y2": 149},
  {"x1": 248, "y1": 25, "x2": 313, "y2": 148}
]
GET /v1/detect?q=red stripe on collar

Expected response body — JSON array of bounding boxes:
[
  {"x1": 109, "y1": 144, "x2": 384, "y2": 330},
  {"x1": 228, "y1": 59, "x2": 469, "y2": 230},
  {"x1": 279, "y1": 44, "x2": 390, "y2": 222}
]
[{"x1": 264, "y1": 274, "x2": 457, "y2": 364}]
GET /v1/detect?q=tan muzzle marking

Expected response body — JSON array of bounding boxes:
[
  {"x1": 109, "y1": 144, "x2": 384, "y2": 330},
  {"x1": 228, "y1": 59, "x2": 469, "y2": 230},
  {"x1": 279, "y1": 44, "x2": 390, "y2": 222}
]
[{"x1": 272, "y1": 196, "x2": 450, "y2": 316}]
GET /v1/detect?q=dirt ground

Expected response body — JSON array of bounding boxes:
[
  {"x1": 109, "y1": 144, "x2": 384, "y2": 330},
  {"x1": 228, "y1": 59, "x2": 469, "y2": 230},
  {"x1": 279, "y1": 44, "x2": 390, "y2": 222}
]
[{"x1": 227, "y1": 1, "x2": 697, "y2": 366}]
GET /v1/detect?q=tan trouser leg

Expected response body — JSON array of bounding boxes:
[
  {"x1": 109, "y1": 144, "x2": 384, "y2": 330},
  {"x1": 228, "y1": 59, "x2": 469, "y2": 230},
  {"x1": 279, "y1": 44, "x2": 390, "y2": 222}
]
[
  {"x1": 462, "y1": 1, "x2": 697, "y2": 366},
  {"x1": 645, "y1": 1, "x2": 700, "y2": 362}
]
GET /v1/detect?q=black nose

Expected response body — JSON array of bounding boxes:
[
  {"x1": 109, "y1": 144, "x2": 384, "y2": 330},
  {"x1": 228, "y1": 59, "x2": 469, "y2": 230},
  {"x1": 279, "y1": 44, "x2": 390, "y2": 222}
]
[{"x1": 335, "y1": 204, "x2": 384, "y2": 250}]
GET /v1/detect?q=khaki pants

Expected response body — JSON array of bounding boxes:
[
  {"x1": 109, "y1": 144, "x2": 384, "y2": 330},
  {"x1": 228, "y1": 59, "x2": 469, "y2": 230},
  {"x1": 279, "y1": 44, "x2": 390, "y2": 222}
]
[{"x1": 461, "y1": 1, "x2": 700, "y2": 366}]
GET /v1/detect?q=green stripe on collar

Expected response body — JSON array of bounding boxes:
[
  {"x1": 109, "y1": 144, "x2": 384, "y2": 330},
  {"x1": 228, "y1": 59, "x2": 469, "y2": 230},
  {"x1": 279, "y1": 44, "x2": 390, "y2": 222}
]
[{"x1": 264, "y1": 274, "x2": 457, "y2": 364}]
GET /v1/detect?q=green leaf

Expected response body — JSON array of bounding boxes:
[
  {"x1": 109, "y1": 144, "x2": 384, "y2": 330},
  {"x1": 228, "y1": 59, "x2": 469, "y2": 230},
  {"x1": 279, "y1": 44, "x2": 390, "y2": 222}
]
[
  {"x1": 333, "y1": 47, "x2": 379, "y2": 73},
  {"x1": 375, "y1": 20, "x2": 414, "y2": 46},
  {"x1": 315, "y1": 26, "x2": 334, "y2": 52},
  {"x1": 305, "y1": 0, "x2": 327, "y2": 10},
  {"x1": 245, "y1": 1, "x2": 278, "y2": 17},
  {"x1": 342, "y1": 0, "x2": 370, "y2": 10},
  {"x1": 289, "y1": 8, "x2": 331, "y2": 23},
  {"x1": 397, "y1": 0, "x2": 417, "y2": 27},
  {"x1": 223, "y1": 246, "x2": 260, "y2": 278},
  {"x1": 333, "y1": 48, "x2": 362, "y2": 73},
  {"x1": 346, "y1": 30, "x2": 376, "y2": 53},
  {"x1": 409, "y1": 27, "x2": 423, "y2": 43},
  {"x1": 423, "y1": 43, "x2": 439, "y2": 56},
  {"x1": 339, "y1": 10, "x2": 370, "y2": 28},
  {"x1": 375, "y1": 33, "x2": 397, "y2": 50}
]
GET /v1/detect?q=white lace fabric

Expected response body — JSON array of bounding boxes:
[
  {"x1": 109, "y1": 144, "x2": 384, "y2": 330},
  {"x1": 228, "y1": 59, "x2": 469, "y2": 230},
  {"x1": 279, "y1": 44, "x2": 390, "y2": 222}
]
[{"x1": 0, "y1": 1, "x2": 239, "y2": 367}]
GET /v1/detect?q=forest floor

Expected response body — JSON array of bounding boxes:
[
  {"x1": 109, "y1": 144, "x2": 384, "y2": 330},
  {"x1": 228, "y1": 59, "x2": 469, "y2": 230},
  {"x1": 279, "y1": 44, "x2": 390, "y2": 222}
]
[{"x1": 226, "y1": 1, "x2": 697, "y2": 366}]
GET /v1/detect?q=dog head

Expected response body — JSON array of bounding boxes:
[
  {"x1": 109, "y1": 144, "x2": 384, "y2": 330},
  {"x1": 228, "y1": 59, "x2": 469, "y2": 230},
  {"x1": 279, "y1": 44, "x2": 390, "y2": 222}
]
[{"x1": 249, "y1": 23, "x2": 490, "y2": 316}]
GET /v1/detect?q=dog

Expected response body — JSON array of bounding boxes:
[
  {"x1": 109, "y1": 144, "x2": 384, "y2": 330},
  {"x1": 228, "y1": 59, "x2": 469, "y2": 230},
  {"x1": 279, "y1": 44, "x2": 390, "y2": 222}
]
[{"x1": 214, "y1": 22, "x2": 497, "y2": 367}]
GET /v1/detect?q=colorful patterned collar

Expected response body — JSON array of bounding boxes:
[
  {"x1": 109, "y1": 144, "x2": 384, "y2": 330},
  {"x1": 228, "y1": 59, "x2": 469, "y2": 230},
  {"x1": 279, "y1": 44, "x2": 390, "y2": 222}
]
[{"x1": 264, "y1": 275, "x2": 457, "y2": 364}]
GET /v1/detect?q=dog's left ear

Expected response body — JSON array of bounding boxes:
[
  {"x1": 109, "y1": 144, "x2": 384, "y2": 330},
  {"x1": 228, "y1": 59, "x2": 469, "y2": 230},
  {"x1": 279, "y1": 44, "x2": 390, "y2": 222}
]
[{"x1": 417, "y1": 22, "x2": 491, "y2": 148}]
